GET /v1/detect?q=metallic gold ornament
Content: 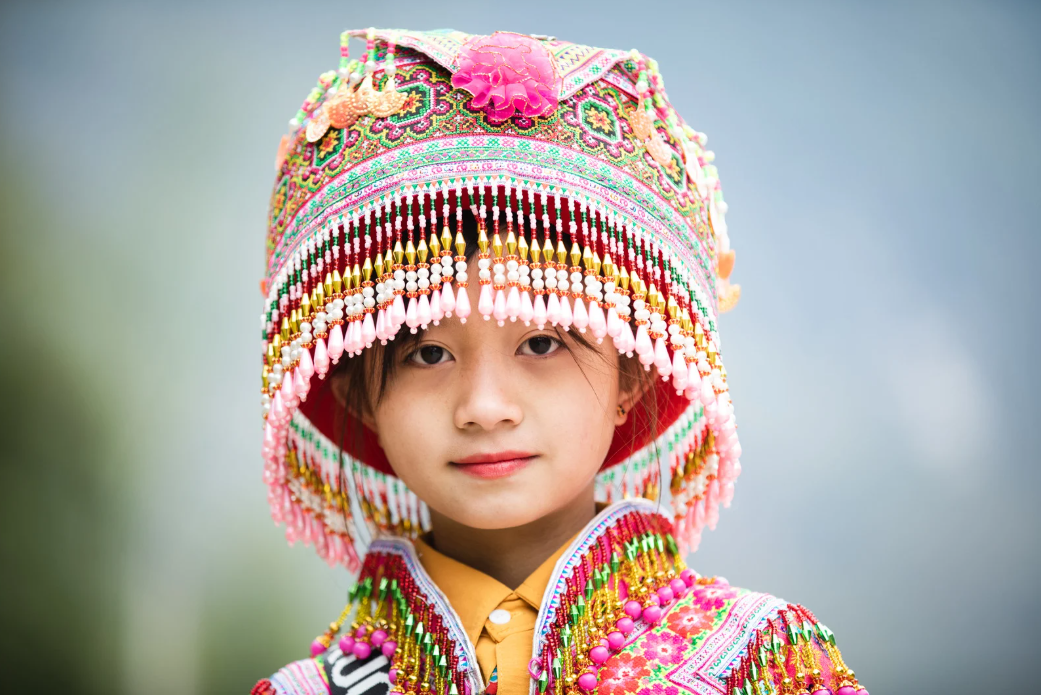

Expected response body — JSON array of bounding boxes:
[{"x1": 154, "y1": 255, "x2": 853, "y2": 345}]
[
  {"x1": 326, "y1": 89, "x2": 359, "y2": 129},
  {"x1": 305, "y1": 108, "x2": 331, "y2": 143},
  {"x1": 629, "y1": 99, "x2": 655, "y2": 140},
  {"x1": 645, "y1": 132, "x2": 673, "y2": 166}
]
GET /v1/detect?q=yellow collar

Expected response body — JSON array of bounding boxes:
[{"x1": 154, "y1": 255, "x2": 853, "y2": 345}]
[{"x1": 412, "y1": 533, "x2": 574, "y2": 647}]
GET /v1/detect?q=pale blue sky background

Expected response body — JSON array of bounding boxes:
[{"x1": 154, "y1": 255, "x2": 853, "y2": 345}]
[{"x1": 1, "y1": 1, "x2": 1038, "y2": 693}]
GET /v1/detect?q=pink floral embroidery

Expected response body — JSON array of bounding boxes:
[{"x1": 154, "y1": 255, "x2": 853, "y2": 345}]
[
  {"x1": 666, "y1": 602, "x2": 716, "y2": 639},
  {"x1": 597, "y1": 652, "x2": 651, "y2": 695},
  {"x1": 639, "y1": 630, "x2": 689, "y2": 666},
  {"x1": 452, "y1": 32, "x2": 560, "y2": 123},
  {"x1": 690, "y1": 582, "x2": 738, "y2": 612}
]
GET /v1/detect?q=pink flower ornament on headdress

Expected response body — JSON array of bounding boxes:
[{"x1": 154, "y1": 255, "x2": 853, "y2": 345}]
[{"x1": 452, "y1": 32, "x2": 561, "y2": 123}]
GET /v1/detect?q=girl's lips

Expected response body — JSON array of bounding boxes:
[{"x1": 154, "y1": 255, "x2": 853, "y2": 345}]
[{"x1": 451, "y1": 451, "x2": 537, "y2": 479}]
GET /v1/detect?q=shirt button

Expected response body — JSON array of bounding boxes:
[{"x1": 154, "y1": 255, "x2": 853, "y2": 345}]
[{"x1": 488, "y1": 609, "x2": 511, "y2": 625}]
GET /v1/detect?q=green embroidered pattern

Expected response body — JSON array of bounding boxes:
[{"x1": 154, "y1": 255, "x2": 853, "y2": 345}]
[{"x1": 269, "y1": 57, "x2": 711, "y2": 277}]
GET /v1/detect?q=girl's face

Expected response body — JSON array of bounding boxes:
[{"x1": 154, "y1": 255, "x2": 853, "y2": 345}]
[{"x1": 351, "y1": 282, "x2": 639, "y2": 531}]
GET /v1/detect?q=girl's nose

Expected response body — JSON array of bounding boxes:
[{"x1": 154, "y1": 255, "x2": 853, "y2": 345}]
[{"x1": 452, "y1": 349, "x2": 525, "y2": 432}]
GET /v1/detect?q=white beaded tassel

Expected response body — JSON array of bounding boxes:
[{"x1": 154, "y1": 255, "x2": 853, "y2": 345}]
[
  {"x1": 517, "y1": 186, "x2": 533, "y2": 326},
  {"x1": 453, "y1": 180, "x2": 470, "y2": 322},
  {"x1": 437, "y1": 181, "x2": 455, "y2": 319},
  {"x1": 390, "y1": 191, "x2": 406, "y2": 336}
]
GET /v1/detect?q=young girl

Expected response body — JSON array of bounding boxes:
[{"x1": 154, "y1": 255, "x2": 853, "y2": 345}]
[{"x1": 254, "y1": 28, "x2": 867, "y2": 695}]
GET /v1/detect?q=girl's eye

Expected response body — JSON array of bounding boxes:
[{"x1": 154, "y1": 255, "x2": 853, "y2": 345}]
[
  {"x1": 409, "y1": 344, "x2": 453, "y2": 366},
  {"x1": 518, "y1": 335, "x2": 562, "y2": 357}
]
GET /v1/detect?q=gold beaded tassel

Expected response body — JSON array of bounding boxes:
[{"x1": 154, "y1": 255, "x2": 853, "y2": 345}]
[
  {"x1": 488, "y1": 185, "x2": 508, "y2": 325},
  {"x1": 403, "y1": 188, "x2": 421, "y2": 332},
  {"x1": 732, "y1": 607, "x2": 866, "y2": 695},
  {"x1": 475, "y1": 182, "x2": 494, "y2": 321},
  {"x1": 373, "y1": 199, "x2": 391, "y2": 344},
  {"x1": 539, "y1": 515, "x2": 694, "y2": 695},
  {"x1": 312, "y1": 560, "x2": 472, "y2": 695},
  {"x1": 391, "y1": 192, "x2": 407, "y2": 338},
  {"x1": 433, "y1": 186, "x2": 455, "y2": 320},
  {"x1": 515, "y1": 188, "x2": 533, "y2": 324},
  {"x1": 452, "y1": 191, "x2": 470, "y2": 324}
]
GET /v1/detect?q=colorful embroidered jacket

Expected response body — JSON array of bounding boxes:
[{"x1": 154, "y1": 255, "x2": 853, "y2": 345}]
[{"x1": 253, "y1": 501, "x2": 867, "y2": 695}]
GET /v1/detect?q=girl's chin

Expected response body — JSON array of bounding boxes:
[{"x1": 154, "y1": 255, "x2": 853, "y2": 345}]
[
  {"x1": 435, "y1": 489, "x2": 560, "y2": 528},
  {"x1": 443, "y1": 510, "x2": 551, "y2": 531}
]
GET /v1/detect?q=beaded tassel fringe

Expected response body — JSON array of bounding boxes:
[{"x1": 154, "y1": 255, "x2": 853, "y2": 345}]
[
  {"x1": 724, "y1": 605, "x2": 868, "y2": 695},
  {"x1": 310, "y1": 507, "x2": 699, "y2": 695},
  {"x1": 261, "y1": 181, "x2": 741, "y2": 570}
]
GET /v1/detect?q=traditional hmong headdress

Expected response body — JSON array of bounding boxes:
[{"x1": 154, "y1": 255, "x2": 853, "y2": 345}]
[{"x1": 261, "y1": 28, "x2": 743, "y2": 572}]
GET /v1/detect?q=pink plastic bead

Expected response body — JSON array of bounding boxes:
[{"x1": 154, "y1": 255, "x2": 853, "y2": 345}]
[
  {"x1": 381, "y1": 640, "x2": 398, "y2": 658},
  {"x1": 811, "y1": 689, "x2": 831, "y2": 695},
  {"x1": 607, "y1": 631, "x2": 625, "y2": 650},
  {"x1": 352, "y1": 641, "x2": 372, "y2": 659},
  {"x1": 310, "y1": 639, "x2": 326, "y2": 657},
  {"x1": 389, "y1": 669, "x2": 398, "y2": 684},
  {"x1": 355, "y1": 626, "x2": 368, "y2": 638},
  {"x1": 370, "y1": 629, "x2": 387, "y2": 647},
  {"x1": 338, "y1": 635, "x2": 355, "y2": 653},
  {"x1": 577, "y1": 672, "x2": 598, "y2": 691},
  {"x1": 657, "y1": 586, "x2": 674, "y2": 604},
  {"x1": 836, "y1": 688, "x2": 857, "y2": 695},
  {"x1": 670, "y1": 578, "x2": 687, "y2": 597},
  {"x1": 680, "y1": 568, "x2": 696, "y2": 586},
  {"x1": 616, "y1": 617, "x2": 635, "y2": 634},
  {"x1": 642, "y1": 605, "x2": 662, "y2": 623},
  {"x1": 624, "y1": 600, "x2": 643, "y2": 619},
  {"x1": 589, "y1": 646, "x2": 610, "y2": 664}
]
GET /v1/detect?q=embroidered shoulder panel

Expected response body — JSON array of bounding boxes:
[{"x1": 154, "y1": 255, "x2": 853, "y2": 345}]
[
  {"x1": 590, "y1": 577, "x2": 782, "y2": 695},
  {"x1": 595, "y1": 581, "x2": 868, "y2": 695},
  {"x1": 254, "y1": 654, "x2": 327, "y2": 695}
]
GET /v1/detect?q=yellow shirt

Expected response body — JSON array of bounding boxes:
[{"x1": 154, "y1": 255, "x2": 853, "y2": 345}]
[{"x1": 413, "y1": 535, "x2": 573, "y2": 695}]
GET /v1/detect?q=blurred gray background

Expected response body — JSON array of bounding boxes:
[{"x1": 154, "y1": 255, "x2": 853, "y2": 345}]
[{"x1": 1, "y1": 0, "x2": 1038, "y2": 692}]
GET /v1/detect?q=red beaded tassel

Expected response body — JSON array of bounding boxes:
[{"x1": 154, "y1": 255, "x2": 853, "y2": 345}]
[
  {"x1": 529, "y1": 511, "x2": 696, "y2": 694},
  {"x1": 724, "y1": 604, "x2": 867, "y2": 695},
  {"x1": 308, "y1": 550, "x2": 470, "y2": 695}
]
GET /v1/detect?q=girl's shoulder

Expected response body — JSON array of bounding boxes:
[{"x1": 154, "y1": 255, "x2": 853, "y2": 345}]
[{"x1": 620, "y1": 576, "x2": 867, "y2": 695}]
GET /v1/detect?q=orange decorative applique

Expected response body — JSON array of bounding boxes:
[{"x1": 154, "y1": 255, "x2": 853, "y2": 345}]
[
  {"x1": 717, "y1": 250, "x2": 739, "y2": 311},
  {"x1": 355, "y1": 75, "x2": 380, "y2": 114},
  {"x1": 305, "y1": 107, "x2": 331, "y2": 143},
  {"x1": 628, "y1": 91, "x2": 675, "y2": 168},
  {"x1": 645, "y1": 132, "x2": 673, "y2": 166},
  {"x1": 629, "y1": 98, "x2": 655, "y2": 140},
  {"x1": 717, "y1": 249, "x2": 735, "y2": 280},
  {"x1": 718, "y1": 279, "x2": 741, "y2": 313},
  {"x1": 274, "y1": 134, "x2": 290, "y2": 171},
  {"x1": 371, "y1": 82, "x2": 407, "y2": 118},
  {"x1": 326, "y1": 89, "x2": 359, "y2": 129}
]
